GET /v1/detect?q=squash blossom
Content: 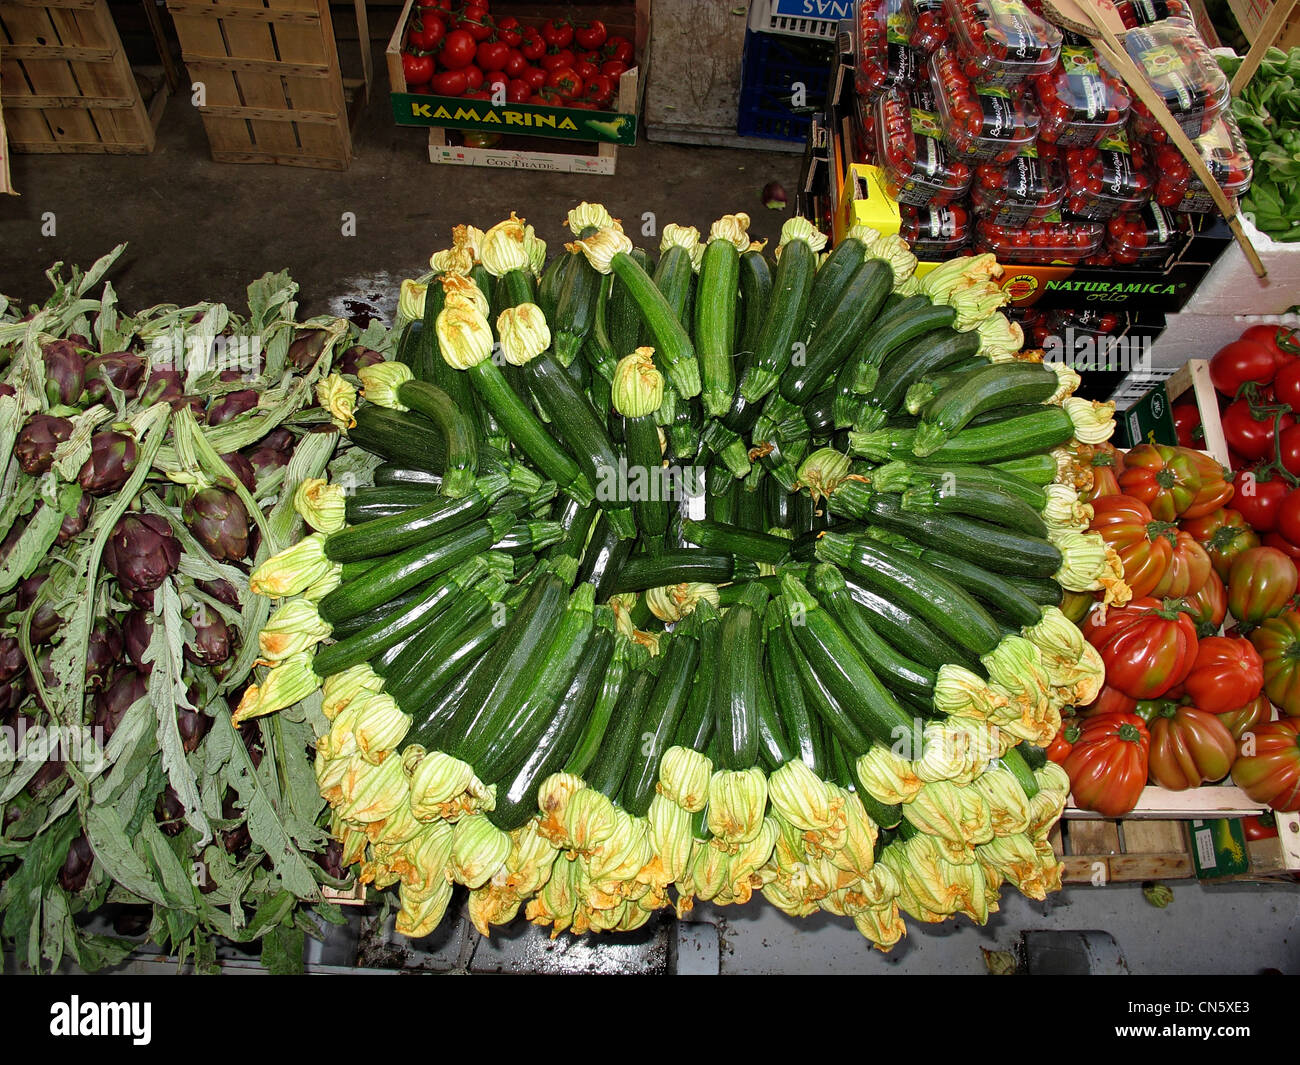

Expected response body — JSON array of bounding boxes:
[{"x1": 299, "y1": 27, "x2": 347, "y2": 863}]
[
  {"x1": 440, "y1": 273, "x2": 490, "y2": 317},
  {"x1": 855, "y1": 745, "x2": 925, "y2": 806},
  {"x1": 646, "y1": 582, "x2": 717, "y2": 623},
  {"x1": 567, "y1": 226, "x2": 633, "y2": 274},
  {"x1": 293, "y1": 477, "x2": 347, "y2": 534},
  {"x1": 232, "y1": 651, "x2": 319, "y2": 726},
  {"x1": 657, "y1": 745, "x2": 712, "y2": 812},
  {"x1": 660, "y1": 223, "x2": 704, "y2": 271},
  {"x1": 249, "y1": 533, "x2": 339, "y2": 598},
  {"x1": 1064, "y1": 397, "x2": 1117, "y2": 444},
  {"x1": 566, "y1": 201, "x2": 618, "y2": 233},
  {"x1": 611, "y1": 347, "x2": 664, "y2": 417},
  {"x1": 976, "y1": 312, "x2": 1024, "y2": 360},
  {"x1": 348, "y1": 692, "x2": 410, "y2": 764},
  {"x1": 449, "y1": 815, "x2": 510, "y2": 889},
  {"x1": 496, "y1": 302, "x2": 551, "y2": 366},
  {"x1": 396, "y1": 877, "x2": 455, "y2": 939},
  {"x1": 316, "y1": 373, "x2": 357, "y2": 429},
  {"x1": 336, "y1": 751, "x2": 409, "y2": 824},
  {"x1": 480, "y1": 212, "x2": 533, "y2": 276},
  {"x1": 258, "y1": 598, "x2": 331, "y2": 662},
  {"x1": 358, "y1": 360, "x2": 412, "y2": 410},
  {"x1": 397, "y1": 278, "x2": 427, "y2": 322},
  {"x1": 408, "y1": 751, "x2": 477, "y2": 820},
  {"x1": 437, "y1": 302, "x2": 494, "y2": 370},
  {"x1": 320, "y1": 663, "x2": 384, "y2": 720},
  {"x1": 708, "y1": 212, "x2": 752, "y2": 251},
  {"x1": 707, "y1": 767, "x2": 768, "y2": 846}
]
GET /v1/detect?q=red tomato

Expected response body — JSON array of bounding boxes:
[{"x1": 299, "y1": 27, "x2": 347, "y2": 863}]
[
  {"x1": 544, "y1": 67, "x2": 583, "y2": 99},
  {"x1": 1210, "y1": 339, "x2": 1283, "y2": 395},
  {"x1": 464, "y1": 89, "x2": 494, "y2": 100},
  {"x1": 1231, "y1": 470, "x2": 1291, "y2": 533},
  {"x1": 1264, "y1": 530, "x2": 1300, "y2": 564},
  {"x1": 573, "y1": 58, "x2": 599, "y2": 81},
  {"x1": 1181, "y1": 450, "x2": 1235, "y2": 518},
  {"x1": 1238, "y1": 324, "x2": 1300, "y2": 365},
  {"x1": 1276, "y1": 488, "x2": 1300, "y2": 547},
  {"x1": 1140, "y1": 700, "x2": 1237, "y2": 790},
  {"x1": 520, "y1": 27, "x2": 545, "y2": 60},
  {"x1": 540, "y1": 48, "x2": 575, "y2": 72},
  {"x1": 583, "y1": 73, "x2": 615, "y2": 106},
  {"x1": 1250, "y1": 610, "x2": 1300, "y2": 716},
  {"x1": 1218, "y1": 693, "x2": 1273, "y2": 742},
  {"x1": 1082, "y1": 597, "x2": 1199, "y2": 700},
  {"x1": 1172, "y1": 400, "x2": 1203, "y2": 449},
  {"x1": 1089, "y1": 494, "x2": 1174, "y2": 599},
  {"x1": 439, "y1": 28, "x2": 477, "y2": 69},
  {"x1": 476, "y1": 39, "x2": 510, "y2": 71},
  {"x1": 1221, "y1": 399, "x2": 1293, "y2": 462},
  {"x1": 1150, "y1": 530, "x2": 1212, "y2": 599},
  {"x1": 417, "y1": 0, "x2": 451, "y2": 10},
  {"x1": 1046, "y1": 719, "x2": 1082, "y2": 764},
  {"x1": 1277, "y1": 424, "x2": 1300, "y2": 478},
  {"x1": 1231, "y1": 718, "x2": 1300, "y2": 811},
  {"x1": 503, "y1": 48, "x2": 527, "y2": 77},
  {"x1": 402, "y1": 51, "x2": 435, "y2": 85},
  {"x1": 506, "y1": 77, "x2": 531, "y2": 102},
  {"x1": 430, "y1": 68, "x2": 467, "y2": 94},
  {"x1": 575, "y1": 19, "x2": 607, "y2": 49},
  {"x1": 1082, "y1": 682, "x2": 1139, "y2": 717},
  {"x1": 483, "y1": 70, "x2": 509, "y2": 91},
  {"x1": 1118, "y1": 443, "x2": 1203, "y2": 521},
  {"x1": 521, "y1": 65, "x2": 547, "y2": 90},
  {"x1": 1181, "y1": 567, "x2": 1227, "y2": 637},
  {"x1": 1062, "y1": 712, "x2": 1151, "y2": 817},
  {"x1": 1272, "y1": 357, "x2": 1300, "y2": 410},
  {"x1": 495, "y1": 15, "x2": 522, "y2": 47},
  {"x1": 601, "y1": 58, "x2": 629, "y2": 77},
  {"x1": 1227, "y1": 546, "x2": 1299, "y2": 627},
  {"x1": 462, "y1": 64, "x2": 484, "y2": 90},
  {"x1": 458, "y1": 4, "x2": 493, "y2": 41},
  {"x1": 1179, "y1": 634, "x2": 1264, "y2": 713},
  {"x1": 1241, "y1": 813, "x2": 1278, "y2": 840},
  {"x1": 407, "y1": 13, "x2": 445, "y2": 51},
  {"x1": 604, "y1": 35, "x2": 634, "y2": 62},
  {"x1": 542, "y1": 17, "x2": 574, "y2": 48}
]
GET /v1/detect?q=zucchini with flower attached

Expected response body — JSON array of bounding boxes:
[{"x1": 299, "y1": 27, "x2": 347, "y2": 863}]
[
  {"x1": 850, "y1": 405, "x2": 1076, "y2": 465},
  {"x1": 712, "y1": 581, "x2": 770, "y2": 771},
  {"x1": 612, "y1": 348, "x2": 670, "y2": 537},
  {"x1": 587, "y1": 652, "x2": 666, "y2": 798},
  {"x1": 696, "y1": 215, "x2": 749, "y2": 417},
  {"x1": 910, "y1": 360, "x2": 1061, "y2": 456}
]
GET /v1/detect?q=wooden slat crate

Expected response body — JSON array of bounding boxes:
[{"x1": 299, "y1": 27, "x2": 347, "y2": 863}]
[
  {"x1": 165, "y1": 0, "x2": 353, "y2": 170},
  {"x1": 0, "y1": 0, "x2": 162, "y2": 153},
  {"x1": 1051, "y1": 819, "x2": 1194, "y2": 885}
]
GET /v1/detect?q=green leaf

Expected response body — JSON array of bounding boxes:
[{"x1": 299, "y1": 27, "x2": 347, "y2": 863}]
[
  {"x1": 70, "y1": 932, "x2": 136, "y2": 972},
  {"x1": 83, "y1": 803, "x2": 166, "y2": 906},
  {"x1": 245, "y1": 888, "x2": 296, "y2": 938},
  {"x1": 139, "y1": 820, "x2": 200, "y2": 915},
  {"x1": 0, "y1": 499, "x2": 63, "y2": 593},
  {"x1": 260, "y1": 921, "x2": 305, "y2": 974}
]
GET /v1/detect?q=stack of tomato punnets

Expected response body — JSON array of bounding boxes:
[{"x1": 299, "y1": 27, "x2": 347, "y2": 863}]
[
  {"x1": 1052, "y1": 330, "x2": 1300, "y2": 818},
  {"x1": 398, "y1": 0, "x2": 633, "y2": 109}
]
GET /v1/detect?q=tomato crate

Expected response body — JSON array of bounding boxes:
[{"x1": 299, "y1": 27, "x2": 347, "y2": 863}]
[
  {"x1": 1050, "y1": 818, "x2": 1194, "y2": 884},
  {"x1": 737, "y1": 27, "x2": 836, "y2": 143}
]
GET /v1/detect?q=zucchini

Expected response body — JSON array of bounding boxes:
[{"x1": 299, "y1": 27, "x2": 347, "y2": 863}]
[
  {"x1": 328, "y1": 579, "x2": 437, "y2": 641},
  {"x1": 586, "y1": 653, "x2": 665, "y2": 798},
  {"x1": 537, "y1": 248, "x2": 574, "y2": 323},
  {"x1": 1002, "y1": 572, "x2": 1064, "y2": 607},
  {"x1": 673, "y1": 599, "x2": 720, "y2": 752},
  {"x1": 711, "y1": 582, "x2": 769, "y2": 770},
  {"x1": 736, "y1": 248, "x2": 773, "y2": 377},
  {"x1": 809, "y1": 564, "x2": 936, "y2": 703},
  {"x1": 317, "y1": 511, "x2": 512, "y2": 624},
  {"x1": 850, "y1": 406, "x2": 1075, "y2": 465},
  {"x1": 755, "y1": 668, "x2": 796, "y2": 771},
  {"x1": 839, "y1": 573, "x2": 977, "y2": 672},
  {"x1": 741, "y1": 238, "x2": 817, "y2": 402},
  {"x1": 901, "y1": 479, "x2": 1049, "y2": 539},
  {"x1": 489, "y1": 612, "x2": 616, "y2": 830},
  {"x1": 607, "y1": 249, "x2": 700, "y2": 398},
  {"x1": 804, "y1": 389, "x2": 836, "y2": 439},
  {"x1": 781, "y1": 603, "x2": 873, "y2": 758},
  {"x1": 621, "y1": 614, "x2": 702, "y2": 815},
  {"x1": 553, "y1": 250, "x2": 603, "y2": 366},
  {"x1": 815, "y1": 531, "x2": 1003, "y2": 657},
  {"x1": 566, "y1": 636, "x2": 645, "y2": 777},
  {"x1": 778, "y1": 258, "x2": 893, "y2": 404},
  {"x1": 763, "y1": 602, "x2": 825, "y2": 776},
  {"x1": 608, "y1": 248, "x2": 650, "y2": 356},
  {"x1": 680, "y1": 519, "x2": 791, "y2": 565},
  {"x1": 992, "y1": 452, "x2": 1060, "y2": 485},
  {"x1": 576, "y1": 510, "x2": 635, "y2": 604},
  {"x1": 696, "y1": 236, "x2": 742, "y2": 417},
  {"x1": 780, "y1": 575, "x2": 914, "y2": 747},
  {"x1": 546, "y1": 495, "x2": 598, "y2": 561},
  {"x1": 902, "y1": 461, "x2": 1048, "y2": 510},
  {"x1": 325, "y1": 475, "x2": 510, "y2": 562},
  {"x1": 373, "y1": 464, "x2": 443, "y2": 489},
  {"x1": 343, "y1": 484, "x2": 442, "y2": 524},
  {"x1": 380, "y1": 571, "x2": 502, "y2": 692},
  {"x1": 654, "y1": 243, "x2": 696, "y2": 329},
  {"x1": 912, "y1": 360, "x2": 1060, "y2": 456},
  {"x1": 402, "y1": 611, "x2": 508, "y2": 743},
  {"x1": 915, "y1": 548, "x2": 1046, "y2": 628},
  {"x1": 612, "y1": 550, "x2": 734, "y2": 594},
  {"x1": 868, "y1": 326, "x2": 982, "y2": 414},
  {"x1": 798, "y1": 238, "x2": 868, "y2": 345},
  {"x1": 852, "y1": 298, "x2": 957, "y2": 395},
  {"x1": 391, "y1": 379, "x2": 480, "y2": 497},
  {"x1": 350, "y1": 405, "x2": 446, "y2": 473},
  {"x1": 766, "y1": 474, "x2": 795, "y2": 529},
  {"x1": 493, "y1": 520, "x2": 565, "y2": 556},
  {"x1": 415, "y1": 290, "x2": 480, "y2": 433},
  {"x1": 622, "y1": 408, "x2": 670, "y2": 537},
  {"x1": 866, "y1": 493, "x2": 1063, "y2": 577}
]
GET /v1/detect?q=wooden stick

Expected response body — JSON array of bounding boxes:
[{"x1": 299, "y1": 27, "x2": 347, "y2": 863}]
[{"x1": 1230, "y1": 0, "x2": 1298, "y2": 97}]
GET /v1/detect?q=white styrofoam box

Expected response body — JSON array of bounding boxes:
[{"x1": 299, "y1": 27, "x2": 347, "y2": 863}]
[
  {"x1": 1146, "y1": 310, "x2": 1300, "y2": 369},
  {"x1": 748, "y1": 0, "x2": 842, "y2": 38},
  {"x1": 1191, "y1": 213, "x2": 1300, "y2": 317}
]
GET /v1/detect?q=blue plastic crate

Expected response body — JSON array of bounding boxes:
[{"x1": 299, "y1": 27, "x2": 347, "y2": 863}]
[{"x1": 738, "y1": 28, "x2": 836, "y2": 143}]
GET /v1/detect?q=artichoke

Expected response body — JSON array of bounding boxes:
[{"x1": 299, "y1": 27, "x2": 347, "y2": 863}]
[
  {"x1": 339, "y1": 345, "x2": 384, "y2": 376},
  {"x1": 0, "y1": 637, "x2": 27, "y2": 717},
  {"x1": 139, "y1": 367, "x2": 183, "y2": 406},
  {"x1": 0, "y1": 383, "x2": 14, "y2": 397},
  {"x1": 288, "y1": 329, "x2": 329, "y2": 371},
  {"x1": 93, "y1": 668, "x2": 148, "y2": 740},
  {"x1": 263, "y1": 427, "x2": 296, "y2": 453},
  {"x1": 196, "y1": 577, "x2": 240, "y2": 607},
  {"x1": 183, "y1": 487, "x2": 250, "y2": 562},
  {"x1": 184, "y1": 604, "x2": 233, "y2": 667},
  {"x1": 42, "y1": 339, "x2": 86, "y2": 407},
  {"x1": 103, "y1": 513, "x2": 181, "y2": 605},
  {"x1": 16, "y1": 572, "x2": 62, "y2": 644},
  {"x1": 155, "y1": 786, "x2": 187, "y2": 837},
  {"x1": 177, "y1": 690, "x2": 212, "y2": 753},
  {"x1": 217, "y1": 452, "x2": 257, "y2": 493},
  {"x1": 207, "y1": 389, "x2": 258, "y2": 425},
  {"x1": 85, "y1": 617, "x2": 123, "y2": 691},
  {"x1": 55, "y1": 492, "x2": 93, "y2": 546},
  {"x1": 83, "y1": 351, "x2": 146, "y2": 403},
  {"x1": 57, "y1": 834, "x2": 95, "y2": 893},
  {"x1": 122, "y1": 608, "x2": 153, "y2": 672},
  {"x1": 15, "y1": 414, "x2": 74, "y2": 475},
  {"x1": 78, "y1": 430, "x2": 138, "y2": 495},
  {"x1": 246, "y1": 442, "x2": 290, "y2": 479},
  {"x1": 171, "y1": 395, "x2": 207, "y2": 421}
]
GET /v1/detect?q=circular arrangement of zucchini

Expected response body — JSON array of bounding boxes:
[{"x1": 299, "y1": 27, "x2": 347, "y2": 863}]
[{"x1": 236, "y1": 204, "x2": 1128, "y2": 949}]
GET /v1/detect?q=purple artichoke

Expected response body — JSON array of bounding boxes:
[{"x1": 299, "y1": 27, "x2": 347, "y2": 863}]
[
  {"x1": 103, "y1": 513, "x2": 180, "y2": 602},
  {"x1": 15, "y1": 414, "x2": 74, "y2": 475},
  {"x1": 196, "y1": 577, "x2": 240, "y2": 608},
  {"x1": 140, "y1": 367, "x2": 183, "y2": 407},
  {"x1": 27, "y1": 756, "x2": 67, "y2": 799},
  {"x1": 16, "y1": 572, "x2": 62, "y2": 645},
  {"x1": 245, "y1": 443, "x2": 289, "y2": 480},
  {"x1": 83, "y1": 351, "x2": 146, "y2": 404},
  {"x1": 183, "y1": 487, "x2": 249, "y2": 562},
  {"x1": 42, "y1": 339, "x2": 86, "y2": 407},
  {"x1": 58, "y1": 834, "x2": 95, "y2": 893},
  {"x1": 218, "y1": 452, "x2": 257, "y2": 494},
  {"x1": 85, "y1": 618, "x2": 123, "y2": 691},
  {"x1": 93, "y1": 668, "x2": 148, "y2": 740},
  {"x1": 177, "y1": 697, "x2": 212, "y2": 753},
  {"x1": 263, "y1": 427, "x2": 296, "y2": 454},
  {"x1": 0, "y1": 518, "x2": 25, "y2": 563},
  {"x1": 155, "y1": 786, "x2": 186, "y2": 837},
  {"x1": 339, "y1": 345, "x2": 385, "y2": 376},
  {"x1": 287, "y1": 329, "x2": 329, "y2": 372},
  {"x1": 0, "y1": 637, "x2": 27, "y2": 718},
  {"x1": 220, "y1": 789, "x2": 252, "y2": 856},
  {"x1": 184, "y1": 605, "x2": 232, "y2": 668},
  {"x1": 207, "y1": 389, "x2": 259, "y2": 426},
  {"x1": 78, "y1": 430, "x2": 137, "y2": 495},
  {"x1": 122, "y1": 608, "x2": 153, "y2": 672},
  {"x1": 0, "y1": 383, "x2": 15, "y2": 398},
  {"x1": 55, "y1": 492, "x2": 93, "y2": 546},
  {"x1": 314, "y1": 838, "x2": 346, "y2": 879}
]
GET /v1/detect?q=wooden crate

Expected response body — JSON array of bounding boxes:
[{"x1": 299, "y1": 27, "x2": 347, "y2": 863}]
[
  {"x1": 0, "y1": 0, "x2": 164, "y2": 153},
  {"x1": 1051, "y1": 819, "x2": 1194, "y2": 885},
  {"x1": 165, "y1": 0, "x2": 353, "y2": 170}
]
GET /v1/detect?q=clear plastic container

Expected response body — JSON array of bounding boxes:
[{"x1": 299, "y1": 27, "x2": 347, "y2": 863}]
[
  {"x1": 875, "y1": 87, "x2": 974, "y2": 206},
  {"x1": 899, "y1": 204, "x2": 972, "y2": 257},
  {"x1": 943, "y1": 0, "x2": 1062, "y2": 89},
  {"x1": 974, "y1": 213, "x2": 1105, "y2": 264},
  {"x1": 902, "y1": 0, "x2": 949, "y2": 55},
  {"x1": 1062, "y1": 131, "x2": 1155, "y2": 219},
  {"x1": 1106, "y1": 202, "x2": 1195, "y2": 264},
  {"x1": 1114, "y1": 18, "x2": 1230, "y2": 141},
  {"x1": 930, "y1": 46, "x2": 1040, "y2": 163},
  {"x1": 1150, "y1": 112, "x2": 1254, "y2": 213},
  {"x1": 856, "y1": 0, "x2": 921, "y2": 99},
  {"x1": 1032, "y1": 44, "x2": 1131, "y2": 147},
  {"x1": 1116, "y1": 0, "x2": 1192, "y2": 27},
  {"x1": 971, "y1": 142, "x2": 1066, "y2": 225}
]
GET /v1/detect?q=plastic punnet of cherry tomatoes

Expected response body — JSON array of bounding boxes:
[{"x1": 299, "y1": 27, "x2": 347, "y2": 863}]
[
  {"x1": 899, "y1": 203, "x2": 971, "y2": 256},
  {"x1": 974, "y1": 213, "x2": 1104, "y2": 264},
  {"x1": 1032, "y1": 44, "x2": 1130, "y2": 147},
  {"x1": 874, "y1": 86, "x2": 973, "y2": 207},
  {"x1": 928, "y1": 47, "x2": 1040, "y2": 163},
  {"x1": 1113, "y1": 18, "x2": 1229, "y2": 141},
  {"x1": 1152, "y1": 114, "x2": 1253, "y2": 213},
  {"x1": 971, "y1": 143, "x2": 1066, "y2": 226},
  {"x1": 856, "y1": 0, "x2": 920, "y2": 99},
  {"x1": 1105, "y1": 203, "x2": 1194, "y2": 266},
  {"x1": 1116, "y1": 0, "x2": 1191, "y2": 26},
  {"x1": 942, "y1": 0, "x2": 1061, "y2": 88},
  {"x1": 902, "y1": 0, "x2": 948, "y2": 54},
  {"x1": 1063, "y1": 132, "x2": 1153, "y2": 219}
]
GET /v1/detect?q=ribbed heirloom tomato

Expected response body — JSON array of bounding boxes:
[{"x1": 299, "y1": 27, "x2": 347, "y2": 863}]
[
  {"x1": 1150, "y1": 530, "x2": 1211, "y2": 599},
  {"x1": 1118, "y1": 443, "x2": 1203, "y2": 521},
  {"x1": 1063, "y1": 712, "x2": 1151, "y2": 817},
  {"x1": 1248, "y1": 610, "x2": 1300, "y2": 716},
  {"x1": 1177, "y1": 635, "x2": 1264, "y2": 714},
  {"x1": 1227, "y1": 546, "x2": 1299, "y2": 627},
  {"x1": 1089, "y1": 494, "x2": 1174, "y2": 598},
  {"x1": 1181, "y1": 451, "x2": 1234, "y2": 518},
  {"x1": 1081, "y1": 682, "x2": 1139, "y2": 717},
  {"x1": 1179, "y1": 568, "x2": 1227, "y2": 636},
  {"x1": 1139, "y1": 700, "x2": 1237, "y2": 790},
  {"x1": 1231, "y1": 719, "x2": 1300, "y2": 811},
  {"x1": 1182, "y1": 507, "x2": 1260, "y2": 579},
  {"x1": 1218, "y1": 693, "x2": 1273, "y2": 742},
  {"x1": 1082, "y1": 597, "x2": 1198, "y2": 700},
  {"x1": 1084, "y1": 445, "x2": 1124, "y2": 502}
]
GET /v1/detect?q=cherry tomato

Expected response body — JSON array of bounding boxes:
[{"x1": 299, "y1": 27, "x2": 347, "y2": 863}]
[
  {"x1": 521, "y1": 65, "x2": 547, "y2": 90},
  {"x1": 406, "y1": 13, "x2": 444, "y2": 52},
  {"x1": 476, "y1": 39, "x2": 510, "y2": 71},
  {"x1": 402, "y1": 51, "x2": 434, "y2": 86},
  {"x1": 575, "y1": 20, "x2": 607, "y2": 50},
  {"x1": 417, "y1": 0, "x2": 451, "y2": 10},
  {"x1": 439, "y1": 28, "x2": 477, "y2": 70},
  {"x1": 506, "y1": 77, "x2": 531, "y2": 103},
  {"x1": 601, "y1": 58, "x2": 629, "y2": 78},
  {"x1": 520, "y1": 27, "x2": 545, "y2": 61},
  {"x1": 1275, "y1": 488, "x2": 1300, "y2": 548}
]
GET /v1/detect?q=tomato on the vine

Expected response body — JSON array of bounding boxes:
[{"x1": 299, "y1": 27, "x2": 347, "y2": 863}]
[
  {"x1": 506, "y1": 77, "x2": 531, "y2": 102},
  {"x1": 601, "y1": 58, "x2": 629, "y2": 77},
  {"x1": 575, "y1": 19, "x2": 607, "y2": 49},
  {"x1": 1272, "y1": 357, "x2": 1300, "y2": 411},
  {"x1": 406, "y1": 13, "x2": 445, "y2": 52},
  {"x1": 1275, "y1": 487, "x2": 1300, "y2": 547},
  {"x1": 604, "y1": 35, "x2": 634, "y2": 63},
  {"x1": 1238, "y1": 324, "x2": 1300, "y2": 366},
  {"x1": 1172, "y1": 400, "x2": 1203, "y2": 449},
  {"x1": 542, "y1": 17, "x2": 573, "y2": 47},
  {"x1": 544, "y1": 67, "x2": 583, "y2": 99},
  {"x1": 430, "y1": 67, "x2": 467, "y2": 94},
  {"x1": 402, "y1": 51, "x2": 435, "y2": 86},
  {"x1": 439, "y1": 28, "x2": 477, "y2": 69},
  {"x1": 503, "y1": 48, "x2": 527, "y2": 77},
  {"x1": 462, "y1": 64, "x2": 484, "y2": 90},
  {"x1": 1221, "y1": 399, "x2": 1293, "y2": 462},
  {"x1": 1231, "y1": 469, "x2": 1291, "y2": 533},
  {"x1": 495, "y1": 15, "x2": 522, "y2": 47},
  {"x1": 521, "y1": 65, "x2": 547, "y2": 90},
  {"x1": 458, "y1": 4, "x2": 494, "y2": 41},
  {"x1": 476, "y1": 39, "x2": 510, "y2": 71},
  {"x1": 1209, "y1": 338, "x2": 1282, "y2": 395},
  {"x1": 520, "y1": 27, "x2": 545, "y2": 60}
]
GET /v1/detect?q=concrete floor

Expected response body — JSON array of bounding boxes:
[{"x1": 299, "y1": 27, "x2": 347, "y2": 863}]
[{"x1": 3, "y1": 48, "x2": 1299, "y2": 975}]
